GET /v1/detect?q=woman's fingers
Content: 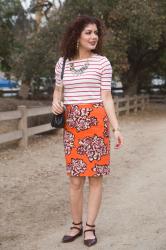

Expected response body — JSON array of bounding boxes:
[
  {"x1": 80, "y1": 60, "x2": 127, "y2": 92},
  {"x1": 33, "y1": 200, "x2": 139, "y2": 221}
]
[
  {"x1": 52, "y1": 102, "x2": 64, "y2": 114},
  {"x1": 114, "y1": 132, "x2": 124, "y2": 149},
  {"x1": 118, "y1": 134, "x2": 124, "y2": 145}
]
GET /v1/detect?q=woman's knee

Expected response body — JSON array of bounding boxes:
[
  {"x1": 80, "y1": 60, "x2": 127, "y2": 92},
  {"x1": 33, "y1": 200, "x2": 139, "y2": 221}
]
[
  {"x1": 89, "y1": 176, "x2": 103, "y2": 188},
  {"x1": 70, "y1": 176, "x2": 85, "y2": 191}
]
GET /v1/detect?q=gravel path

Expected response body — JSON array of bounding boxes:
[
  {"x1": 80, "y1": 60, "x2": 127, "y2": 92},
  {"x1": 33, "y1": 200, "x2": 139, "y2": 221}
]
[{"x1": 0, "y1": 104, "x2": 166, "y2": 250}]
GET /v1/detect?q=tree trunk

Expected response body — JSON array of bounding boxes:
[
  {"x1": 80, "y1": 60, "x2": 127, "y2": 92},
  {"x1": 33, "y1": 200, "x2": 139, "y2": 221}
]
[
  {"x1": 125, "y1": 84, "x2": 138, "y2": 96},
  {"x1": 122, "y1": 68, "x2": 139, "y2": 96},
  {"x1": 19, "y1": 80, "x2": 30, "y2": 99}
]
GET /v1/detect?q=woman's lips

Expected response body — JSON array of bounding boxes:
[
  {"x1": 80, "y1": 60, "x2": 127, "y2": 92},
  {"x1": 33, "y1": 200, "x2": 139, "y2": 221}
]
[{"x1": 89, "y1": 42, "x2": 97, "y2": 46}]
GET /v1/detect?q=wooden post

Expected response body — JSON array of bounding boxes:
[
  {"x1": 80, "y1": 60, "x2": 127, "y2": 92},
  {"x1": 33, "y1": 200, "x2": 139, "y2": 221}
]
[
  {"x1": 146, "y1": 94, "x2": 150, "y2": 106},
  {"x1": 125, "y1": 95, "x2": 130, "y2": 115},
  {"x1": 18, "y1": 105, "x2": 28, "y2": 147},
  {"x1": 134, "y1": 94, "x2": 138, "y2": 114},
  {"x1": 114, "y1": 96, "x2": 119, "y2": 116}
]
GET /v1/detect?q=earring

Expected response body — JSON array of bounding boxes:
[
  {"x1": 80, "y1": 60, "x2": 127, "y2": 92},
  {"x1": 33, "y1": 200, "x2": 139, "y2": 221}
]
[{"x1": 77, "y1": 41, "x2": 79, "y2": 50}]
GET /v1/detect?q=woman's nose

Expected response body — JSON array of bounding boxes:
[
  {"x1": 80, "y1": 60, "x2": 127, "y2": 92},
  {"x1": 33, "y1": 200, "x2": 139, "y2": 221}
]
[{"x1": 91, "y1": 33, "x2": 98, "y2": 39}]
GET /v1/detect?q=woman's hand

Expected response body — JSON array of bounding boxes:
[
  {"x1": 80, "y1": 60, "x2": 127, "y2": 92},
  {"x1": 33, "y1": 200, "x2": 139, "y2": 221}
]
[
  {"x1": 52, "y1": 101, "x2": 64, "y2": 115},
  {"x1": 113, "y1": 130, "x2": 124, "y2": 149}
]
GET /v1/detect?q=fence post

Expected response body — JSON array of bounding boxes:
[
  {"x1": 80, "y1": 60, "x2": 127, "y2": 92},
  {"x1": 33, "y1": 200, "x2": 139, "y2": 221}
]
[
  {"x1": 134, "y1": 94, "x2": 138, "y2": 113},
  {"x1": 18, "y1": 105, "x2": 28, "y2": 147},
  {"x1": 125, "y1": 95, "x2": 130, "y2": 115},
  {"x1": 146, "y1": 94, "x2": 150, "y2": 105},
  {"x1": 114, "y1": 96, "x2": 119, "y2": 116}
]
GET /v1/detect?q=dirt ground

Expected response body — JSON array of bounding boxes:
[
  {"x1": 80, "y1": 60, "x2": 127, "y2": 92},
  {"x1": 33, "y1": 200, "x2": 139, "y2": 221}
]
[{"x1": 0, "y1": 103, "x2": 166, "y2": 250}]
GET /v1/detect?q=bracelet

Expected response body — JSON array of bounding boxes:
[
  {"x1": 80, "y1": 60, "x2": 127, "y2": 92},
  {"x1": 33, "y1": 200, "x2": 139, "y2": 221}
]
[{"x1": 112, "y1": 127, "x2": 121, "y2": 132}]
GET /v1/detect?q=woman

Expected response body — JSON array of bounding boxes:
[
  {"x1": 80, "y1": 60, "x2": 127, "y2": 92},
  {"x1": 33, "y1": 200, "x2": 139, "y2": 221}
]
[{"x1": 52, "y1": 15, "x2": 124, "y2": 247}]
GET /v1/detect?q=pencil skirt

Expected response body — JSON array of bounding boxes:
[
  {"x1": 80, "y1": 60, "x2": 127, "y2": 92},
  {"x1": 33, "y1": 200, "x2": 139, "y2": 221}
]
[{"x1": 63, "y1": 102, "x2": 111, "y2": 177}]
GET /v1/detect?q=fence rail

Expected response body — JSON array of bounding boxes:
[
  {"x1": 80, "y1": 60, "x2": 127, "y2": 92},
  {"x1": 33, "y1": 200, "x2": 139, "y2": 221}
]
[
  {"x1": 149, "y1": 94, "x2": 166, "y2": 104},
  {"x1": 0, "y1": 94, "x2": 149, "y2": 148}
]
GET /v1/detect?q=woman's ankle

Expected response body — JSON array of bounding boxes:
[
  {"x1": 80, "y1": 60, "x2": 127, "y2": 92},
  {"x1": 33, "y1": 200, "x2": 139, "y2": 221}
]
[{"x1": 85, "y1": 221, "x2": 95, "y2": 229}]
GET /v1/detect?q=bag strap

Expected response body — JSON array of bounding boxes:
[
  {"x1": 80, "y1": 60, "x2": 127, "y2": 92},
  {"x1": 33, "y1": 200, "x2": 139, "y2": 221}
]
[
  {"x1": 61, "y1": 57, "x2": 66, "y2": 80},
  {"x1": 57, "y1": 57, "x2": 66, "y2": 102}
]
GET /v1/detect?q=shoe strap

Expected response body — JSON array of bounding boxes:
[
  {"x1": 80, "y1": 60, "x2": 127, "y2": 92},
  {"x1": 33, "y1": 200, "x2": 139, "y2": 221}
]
[
  {"x1": 72, "y1": 221, "x2": 82, "y2": 225},
  {"x1": 84, "y1": 229, "x2": 96, "y2": 236},
  {"x1": 86, "y1": 222, "x2": 95, "y2": 227}
]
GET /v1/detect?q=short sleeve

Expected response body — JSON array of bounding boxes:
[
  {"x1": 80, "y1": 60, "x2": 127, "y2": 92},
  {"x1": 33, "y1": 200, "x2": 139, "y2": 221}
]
[
  {"x1": 55, "y1": 57, "x2": 63, "y2": 86},
  {"x1": 100, "y1": 57, "x2": 112, "y2": 91}
]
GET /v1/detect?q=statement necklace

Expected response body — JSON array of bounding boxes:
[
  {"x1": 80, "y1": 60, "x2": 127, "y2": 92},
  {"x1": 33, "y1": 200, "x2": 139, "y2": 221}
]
[{"x1": 69, "y1": 59, "x2": 89, "y2": 76}]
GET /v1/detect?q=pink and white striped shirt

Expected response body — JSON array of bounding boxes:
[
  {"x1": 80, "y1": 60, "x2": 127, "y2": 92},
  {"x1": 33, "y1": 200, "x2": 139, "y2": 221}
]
[{"x1": 55, "y1": 54, "x2": 112, "y2": 104}]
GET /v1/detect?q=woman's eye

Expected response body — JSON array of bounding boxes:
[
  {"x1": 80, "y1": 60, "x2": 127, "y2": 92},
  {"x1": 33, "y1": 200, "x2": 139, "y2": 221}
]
[{"x1": 85, "y1": 31, "x2": 98, "y2": 35}]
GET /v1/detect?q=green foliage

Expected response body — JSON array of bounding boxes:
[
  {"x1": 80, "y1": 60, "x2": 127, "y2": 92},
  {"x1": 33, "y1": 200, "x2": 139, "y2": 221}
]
[
  {"x1": 0, "y1": 0, "x2": 34, "y2": 71},
  {"x1": 1, "y1": 0, "x2": 165, "y2": 95},
  {"x1": 0, "y1": 0, "x2": 21, "y2": 70},
  {"x1": 11, "y1": 14, "x2": 62, "y2": 83},
  {"x1": 105, "y1": 0, "x2": 166, "y2": 93}
]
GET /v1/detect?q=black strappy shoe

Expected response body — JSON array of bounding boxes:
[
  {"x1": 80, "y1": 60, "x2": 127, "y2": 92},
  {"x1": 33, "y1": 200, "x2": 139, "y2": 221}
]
[
  {"x1": 62, "y1": 221, "x2": 83, "y2": 243},
  {"x1": 84, "y1": 222, "x2": 97, "y2": 247}
]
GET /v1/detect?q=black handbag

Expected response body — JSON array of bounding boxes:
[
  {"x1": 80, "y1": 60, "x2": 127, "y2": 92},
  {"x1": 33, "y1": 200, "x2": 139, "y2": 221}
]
[
  {"x1": 51, "y1": 58, "x2": 66, "y2": 128},
  {"x1": 50, "y1": 112, "x2": 65, "y2": 128}
]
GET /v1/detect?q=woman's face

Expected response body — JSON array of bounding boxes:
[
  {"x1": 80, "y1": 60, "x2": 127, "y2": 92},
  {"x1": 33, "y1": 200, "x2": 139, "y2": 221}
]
[{"x1": 78, "y1": 23, "x2": 99, "y2": 51}]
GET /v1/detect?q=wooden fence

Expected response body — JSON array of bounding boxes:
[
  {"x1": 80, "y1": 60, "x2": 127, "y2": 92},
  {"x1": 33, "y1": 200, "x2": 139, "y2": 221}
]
[
  {"x1": 0, "y1": 94, "x2": 149, "y2": 148},
  {"x1": 149, "y1": 94, "x2": 166, "y2": 104}
]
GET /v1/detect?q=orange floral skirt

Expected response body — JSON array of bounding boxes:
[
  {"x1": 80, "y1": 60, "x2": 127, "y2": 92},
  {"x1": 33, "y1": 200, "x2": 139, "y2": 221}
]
[{"x1": 63, "y1": 102, "x2": 111, "y2": 177}]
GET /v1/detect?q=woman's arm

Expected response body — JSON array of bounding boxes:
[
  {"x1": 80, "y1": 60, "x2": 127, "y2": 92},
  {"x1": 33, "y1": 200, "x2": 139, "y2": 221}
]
[
  {"x1": 101, "y1": 90, "x2": 119, "y2": 130},
  {"x1": 52, "y1": 57, "x2": 64, "y2": 114},
  {"x1": 101, "y1": 90, "x2": 124, "y2": 148},
  {"x1": 52, "y1": 86, "x2": 64, "y2": 114}
]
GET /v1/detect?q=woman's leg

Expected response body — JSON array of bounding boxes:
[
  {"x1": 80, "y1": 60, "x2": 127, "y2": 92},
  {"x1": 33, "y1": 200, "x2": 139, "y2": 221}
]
[
  {"x1": 85, "y1": 176, "x2": 103, "y2": 239},
  {"x1": 67, "y1": 176, "x2": 86, "y2": 236}
]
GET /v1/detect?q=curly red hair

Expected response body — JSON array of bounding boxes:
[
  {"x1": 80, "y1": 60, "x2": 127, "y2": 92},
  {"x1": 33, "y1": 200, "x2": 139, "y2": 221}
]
[{"x1": 60, "y1": 15, "x2": 104, "y2": 60}]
